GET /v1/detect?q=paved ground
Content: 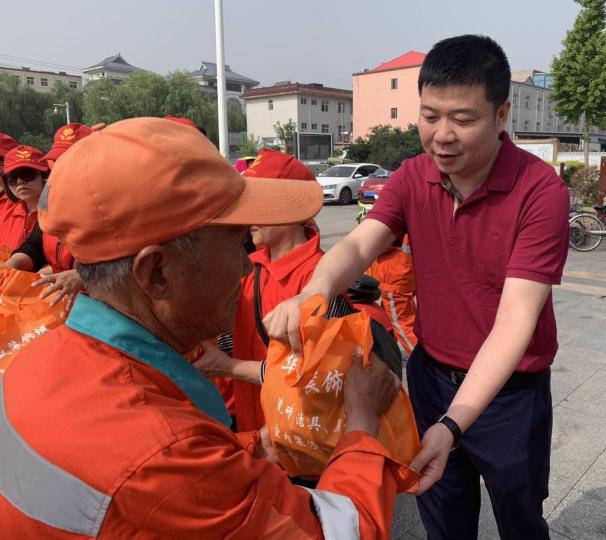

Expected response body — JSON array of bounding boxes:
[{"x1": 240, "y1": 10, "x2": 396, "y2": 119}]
[{"x1": 315, "y1": 204, "x2": 606, "y2": 540}]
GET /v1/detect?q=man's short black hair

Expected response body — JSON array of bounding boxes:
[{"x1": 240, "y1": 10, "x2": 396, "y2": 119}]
[{"x1": 418, "y1": 35, "x2": 511, "y2": 106}]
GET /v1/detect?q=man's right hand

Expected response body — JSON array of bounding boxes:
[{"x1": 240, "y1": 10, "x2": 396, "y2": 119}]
[
  {"x1": 262, "y1": 291, "x2": 312, "y2": 354},
  {"x1": 344, "y1": 348, "x2": 401, "y2": 437}
]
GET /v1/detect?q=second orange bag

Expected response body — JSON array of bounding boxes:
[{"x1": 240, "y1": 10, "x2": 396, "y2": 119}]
[
  {"x1": 260, "y1": 295, "x2": 421, "y2": 493},
  {"x1": 0, "y1": 268, "x2": 71, "y2": 372}
]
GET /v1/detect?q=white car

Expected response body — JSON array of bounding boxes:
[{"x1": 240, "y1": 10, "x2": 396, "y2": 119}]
[{"x1": 317, "y1": 163, "x2": 382, "y2": 205}]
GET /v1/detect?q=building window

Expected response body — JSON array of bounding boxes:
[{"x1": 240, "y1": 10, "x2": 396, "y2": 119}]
[
  {"x1": 321, "y1": 100, "x2": 329, "y2": 112},
  {"x1": 40, "y1": 78, "x2": 48, "y2": 87},
  {"x1": 391, "y1": 107, "x2": 398, "y2": 119},
  {"x1": 524, "y1": 96, "x2": 530, "y2": 109},
  {"x1": 268, "y1": 99, "x2": 273, "y2": 110},
  {"x1": 536, "y1": 121, "x2": 541, "y2": 131},
  {"x1": 311, "y1": 98, "x2": 317, "y2": 106},
  {"x1": 311, "y1": 123, "x2": 318, "y2": 131},
  {"x1": 301, "y1": 122, "x2": 308, "y2": 130},
  {"x1": 301, "y1": 97, "x2": 307, "y2": 105},
  {"x1": 512, "y1": 94, "x2": 518, "y2": 107},
  {"x1": 321, "y1": 124, "x2": 330, "y2": 133},
  {"x1": 566, "y1": 126, "x2": 572, "y2": 132},
  {"x1": 337, "y1": 102, "x2": 344, "y2": 113},
  {"x1": 511, "y1": 119, "x2": 517, "y2": 130},
  {"x1": 26, "y1": 77, "x2": 34, "y2": 86},
  {"x1": 523, "y1": 120, "x2": 529, "y2": 131},
  {"x1": 537, "y1": 96, "x2": 543, "y2": 111},
  {"x1": 226, "y1": 82, "x2": 242, "y2": 92},
  {"x1": 69, "y1": 81, "x2": 77, "y2": 89},
  {"x1": 391, "y1": 78, "x2": 397, "y2": 90}
]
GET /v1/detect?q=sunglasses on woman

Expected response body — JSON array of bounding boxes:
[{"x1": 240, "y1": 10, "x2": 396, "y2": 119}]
[{"x1": 4, "y1": 169, "x2": 40, "y2": 186}]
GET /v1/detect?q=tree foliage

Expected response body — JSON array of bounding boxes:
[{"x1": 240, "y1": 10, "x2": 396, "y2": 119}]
[
  {"x1": 2, "y1": 70, "x2": 248, "y2": 150},
  {"x1": 551, "y1": 0, "x2": 606, "y2": 165},
  {"x1": 274, "y1": 119, "x2": 297, "y2": 154},
  {"x1": 571, "y1": 165, "x2": 601, "y2": 204},
  {"x1": 346, "y1": 124, "x2": 423, "y2": 169}
]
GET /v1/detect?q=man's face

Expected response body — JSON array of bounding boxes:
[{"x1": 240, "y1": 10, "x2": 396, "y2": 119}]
[
  {"x1": 418, "y1": 84, "x2": 509, "y2": 179},
  {"x1": 170, "y1": 226, "x2": 251, "y2": 342}
]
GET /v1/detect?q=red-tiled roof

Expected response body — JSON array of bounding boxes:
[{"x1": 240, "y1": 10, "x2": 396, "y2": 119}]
[{"x1": 355, "y1": 51, "x2": 426, "y2": 76}]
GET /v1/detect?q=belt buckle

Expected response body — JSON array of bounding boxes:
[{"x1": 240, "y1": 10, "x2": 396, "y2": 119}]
[{"x1": 450, "y1": 370, "x2": 466, "y2": 386}]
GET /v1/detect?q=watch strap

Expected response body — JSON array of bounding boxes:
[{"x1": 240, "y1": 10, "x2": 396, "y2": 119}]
[{"x1": 437, "y1": 414, "x2": 462, "y2": 449}]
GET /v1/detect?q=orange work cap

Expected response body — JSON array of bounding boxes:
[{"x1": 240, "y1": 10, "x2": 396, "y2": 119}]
[{"x1": 38, "y1": 117, "x2": 323, "y2": 263}]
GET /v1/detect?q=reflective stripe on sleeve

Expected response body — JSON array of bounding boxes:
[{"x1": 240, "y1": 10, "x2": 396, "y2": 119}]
[
  {"x1": 0, "y1": 376, "x2": 111, "y2": 537},
  {"x1": 304, "y1": 488, "x2": 360, "y2": 539},
  {"x1": 387, "y1": 292, "x2": 414, "y2": 357}
]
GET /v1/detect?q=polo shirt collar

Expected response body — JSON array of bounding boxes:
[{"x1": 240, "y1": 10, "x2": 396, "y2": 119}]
[
  {"x1": 250, "y1": 229, "x2": 321, "y2": 281},
  {"x1": 425, "y1": 131, "x2": 520, "y2": 193},
  {"x1": 66, "y1": 294, "x2": 231, "y2": 427}
]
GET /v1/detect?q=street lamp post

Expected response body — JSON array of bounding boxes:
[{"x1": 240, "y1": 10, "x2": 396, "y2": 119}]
[
  {"x1": 53, "y1": 101, "x2": 71, "y2": 124},
  {"x1": 214, "y1": 0, "x2": 229, "y2": 158}
]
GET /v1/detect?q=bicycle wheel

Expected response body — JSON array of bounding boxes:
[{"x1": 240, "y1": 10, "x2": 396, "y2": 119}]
[{"x1": 569, "y1": 214, "x2": 604, "y2": 252}]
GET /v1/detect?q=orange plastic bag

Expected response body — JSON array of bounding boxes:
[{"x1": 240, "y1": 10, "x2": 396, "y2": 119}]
[
  {"x1": 260, "y1": 295, "x2": 421, "y2": 492},
  {"x1": 0, "y1": 268, "x2": 71, "y2": 372}
]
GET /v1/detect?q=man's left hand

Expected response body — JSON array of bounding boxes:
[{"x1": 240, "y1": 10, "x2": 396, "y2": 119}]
[{"x1": 410, "y1": 422, "x2": 454, "y2": 494}]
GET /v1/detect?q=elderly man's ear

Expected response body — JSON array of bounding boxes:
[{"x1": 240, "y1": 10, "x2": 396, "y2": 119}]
[{"x1": 132, "y1": 245, "x2": 174, "y2": 299}]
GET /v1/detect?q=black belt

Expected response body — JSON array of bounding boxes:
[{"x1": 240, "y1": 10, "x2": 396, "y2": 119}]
[{"x1": 421, "y1": 347, "x2": 546, "y2": 391}]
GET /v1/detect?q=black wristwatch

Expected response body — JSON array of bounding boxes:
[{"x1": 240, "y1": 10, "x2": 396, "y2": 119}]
[{"x1": 437, "y1": 414, "x2": 462, "y2": 449}]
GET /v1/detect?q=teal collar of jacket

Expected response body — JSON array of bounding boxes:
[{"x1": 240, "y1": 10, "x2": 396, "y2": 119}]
[{"x1": 66, "y1": 294, "x2": 231, "y2": 427}]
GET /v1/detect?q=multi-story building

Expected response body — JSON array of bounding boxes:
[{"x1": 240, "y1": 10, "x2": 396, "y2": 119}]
[
  {"x1": 242, "y1": 81, "x2": 353, "y2": 146},
  {"x1": 83, "y1": 53, "x2": 143, "y2": 85},
  {"x1": 352, "y1": 51, "x2": 426, "y2": 140},
  {"x1": 509, "y1": 70, "x2": 600, "y2": 144},
  {"x1": 0, "y1": 65, "x2": 81, "y2": 93},
  {"x1": 189, "y1": 61, "x2": 259, "y2": 107}
]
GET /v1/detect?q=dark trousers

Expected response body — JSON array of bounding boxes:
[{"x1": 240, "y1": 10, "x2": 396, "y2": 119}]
[{"x1": 406, "y1": 346, "x2": 552, "y2": 540}]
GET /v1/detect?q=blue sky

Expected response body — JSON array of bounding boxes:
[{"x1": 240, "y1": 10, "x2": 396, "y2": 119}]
[{"x1": 2, "y1": 0, "x2": 580, "y2": 89}]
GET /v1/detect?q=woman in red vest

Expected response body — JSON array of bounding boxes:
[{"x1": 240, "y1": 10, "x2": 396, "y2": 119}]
[{"x1": 0, "y1": 146, "x2": 48, "y2": 251}]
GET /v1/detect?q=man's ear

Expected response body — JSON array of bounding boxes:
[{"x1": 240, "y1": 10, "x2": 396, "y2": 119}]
[{"x1": 132, "y1": 245, "x2": 172, "y2": 299}]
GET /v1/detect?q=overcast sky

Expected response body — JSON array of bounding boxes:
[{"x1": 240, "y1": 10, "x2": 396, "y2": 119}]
[{"x1": 1, "y1": 0, "x2": 580, "y2": 89}]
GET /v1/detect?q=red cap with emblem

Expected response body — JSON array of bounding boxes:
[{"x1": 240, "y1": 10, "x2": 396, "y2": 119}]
[
  {"x1": 3, "y1": 145, "x2": 49, "y2": 174},
  {"x1": 42, "y1": 124, "x2": 93, "y2": 164},
  {"x1": 243, "y1": 148, "x2": 317, "y2": 182},
  {"x1": 0, "y1": 133, "x2": 18, "y2": 158}
]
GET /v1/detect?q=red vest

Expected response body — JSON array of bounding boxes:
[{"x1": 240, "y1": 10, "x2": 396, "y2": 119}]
[{"x1": 42, "y1": 234, "x2": 74, "y2": 273}]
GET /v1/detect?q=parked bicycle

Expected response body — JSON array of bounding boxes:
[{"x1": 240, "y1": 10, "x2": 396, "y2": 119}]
[{"x1": 569, "y1": 203, "x2": 606, "y2": 252}]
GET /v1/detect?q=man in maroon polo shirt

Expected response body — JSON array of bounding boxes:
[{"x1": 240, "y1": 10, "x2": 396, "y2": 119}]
[{"x1": 264, "y1": 35, "x2": 569, "y2": 539}]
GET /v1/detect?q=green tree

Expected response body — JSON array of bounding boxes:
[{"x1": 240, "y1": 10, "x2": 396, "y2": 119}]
[
  {"x1": 82, "y1": 79, "x2": 123, "y2": 125},
  {"x1": 551, "y1": 0, "x2": 606, "y2": 167},
  {"x1": 346, "y1": 124, "x2": 423, "y2": 169},
  {"x1": 274, "y1": 119, "x2": 297, "y2": 154}
]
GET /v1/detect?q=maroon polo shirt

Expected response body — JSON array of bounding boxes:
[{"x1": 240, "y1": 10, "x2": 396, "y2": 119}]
[{"x1": 368, "y1": 132, "x2": 569, "y2": 372}]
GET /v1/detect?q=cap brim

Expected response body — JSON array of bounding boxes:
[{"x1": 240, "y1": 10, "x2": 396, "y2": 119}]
[
  {"x1": 41, "y1": 147, "x2": 64, "y2": 163},
  {"x1": 210, "y1": 177, "x2": 323, "y2": 226},
  {"x1": 4, "y1": 162, "x2": 48, "y2": 174}
]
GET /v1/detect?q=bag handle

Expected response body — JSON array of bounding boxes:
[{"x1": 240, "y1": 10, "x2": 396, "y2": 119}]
[{"x1": 253, "y1": 264, "x2": 270, "y2": 348}]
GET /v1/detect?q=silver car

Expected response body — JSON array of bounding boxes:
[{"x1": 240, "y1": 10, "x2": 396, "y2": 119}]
[{"x1": 317, "y1": 163, "x2": 381, "y2": 205}]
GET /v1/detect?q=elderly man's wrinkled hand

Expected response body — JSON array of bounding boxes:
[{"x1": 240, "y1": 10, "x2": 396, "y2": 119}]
[
  {"x1": 344, "y1": 348, "x2": 400, "y2": 437},
  {"x1": 262, "y1": 292, "x2": 311, "y2": 354}
]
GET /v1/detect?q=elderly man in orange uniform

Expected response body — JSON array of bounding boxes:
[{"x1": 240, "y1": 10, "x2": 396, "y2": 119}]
[{"x1": 0, "y1": 118, "x2": 404, "y2": 539}]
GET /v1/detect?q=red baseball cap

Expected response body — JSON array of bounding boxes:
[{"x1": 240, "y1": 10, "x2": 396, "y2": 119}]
[
  {"x1": 39, "y1": 117, "x2": 323, "y2": 263},
  {"x1": 0, "y1": 133, "x2": 18, "y2": 158},
  {"x1": 164, "y1": 116, "x2": 197, "y2": 128},
  {"x1": 243, "y1": 148, "x2": 317, "y2": 181},
  {"x1": 42, "y1": 123, "x2": 93, "y2": 163},
  {"x1": 3, "y1": 146, "x2": 49, "y2": 174}
]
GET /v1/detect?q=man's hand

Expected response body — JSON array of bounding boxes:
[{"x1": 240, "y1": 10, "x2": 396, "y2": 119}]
[
  {"x1": 193, "y1": 342, "x2": 235, "y2": 378},
  {"x1": 254, "y1": 425, "x2": 280, "y2": 466},
  {"x1": 32, "y1": 269, "x2": 83, "y2": 307},
  {"x1": 344, "y1": 348, "x2": 401, "y2": 437},
  {"x1": 410, "y1": 423, "x2": 454, "y2": 494},
  {"x1": 262, "y1": 291, "x2": 312, "y2": 355}
]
